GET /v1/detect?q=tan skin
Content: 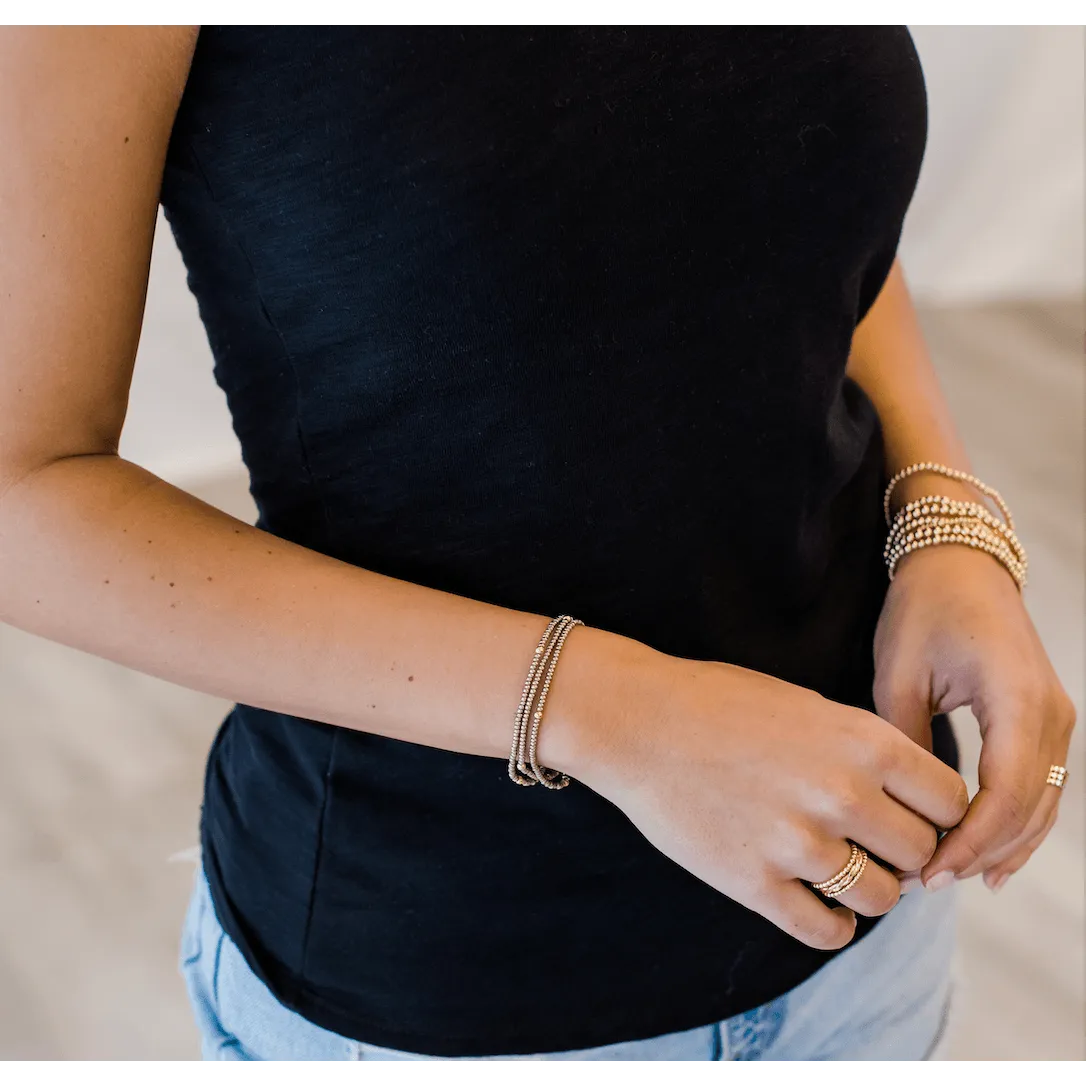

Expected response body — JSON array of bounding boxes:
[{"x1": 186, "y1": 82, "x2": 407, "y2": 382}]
[
  {"x1": 0, "y1": 28, "x2": 1072, "y2": 958},
  {"x1": 847, "y1": 264, "x2": 1076, "y2": 892}
]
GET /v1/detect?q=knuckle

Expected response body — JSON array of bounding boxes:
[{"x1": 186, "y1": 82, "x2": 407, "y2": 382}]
[
  {"x1": 870, "y1": 737, "x2": 899, "y2": 776},
  {"x1": 955, "y1": 833, "x2": 984, "y2": 870},
  {"x1": 1053, "y1": 691, "x2": 1078, "y2": 738},
  {"x1": 808, "y1": 775, "x2": 852, "y2": 821},
  {"x1": 908, "y1": 827, "x2": 940, "y2": 870},
  {"x1": 1013, "y1": 669, "x2": 1049, "y2": 706},
  {"x1": 843, "y1": 707, "x2": 881, "y2": 750},
  {"x1": 999, "y1": 788, "x2": 1033, "y2": 835},
  {"x1": 798, "y1": 913, "x2": 851, "y2": 951},
  {"x1": 947, "y1": 777, "x2": 970, "y2": 824},
  {"x1": 833, "y1": 784, "x2": 867, "y2": 823},
  {"x1": 777, "y1": 823, "x2": 823, "y2": 872},
  {"x1": 1062, "y1": 695, "x2": 1078, "y2": 730},
  {"x1": 867, "y1": 878, "x2": 902, "y2": 917},
  {"x1": 746, "y1": 872, "x2": 777, "y2": 907}
]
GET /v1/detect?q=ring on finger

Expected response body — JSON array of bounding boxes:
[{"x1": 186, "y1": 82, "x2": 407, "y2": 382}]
[
  {"x1": 811, "y1": 843, "x2": 869, "y2": 899},
  {"x1": 1046, "y1": 764, "x2": 1068, "y2": 790}
]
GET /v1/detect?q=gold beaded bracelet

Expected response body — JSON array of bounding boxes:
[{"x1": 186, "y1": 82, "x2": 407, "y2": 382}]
[
  {"x1": 885, "y1": 511, "x2": 1027, "y2": 588},
  {"x1": 889, "y1": 515, "x2": 1024, "y2": 569},
  {"x1": 883, "y1": 461, "x2": 1016, "y2": 529},
  {"x1": 882, "y1": 463, "x2": 1028, "y2": 591},
  {"x1": 508, "y1": 614, "x2": 583, "y2": 789},
  {"x1": 885, "y1": 499, "x2": 1028, "y2": 584}
]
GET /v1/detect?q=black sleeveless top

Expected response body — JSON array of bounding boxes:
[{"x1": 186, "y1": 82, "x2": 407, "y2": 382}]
[{"x1": 160, "y1": 26, "x2": 957, "y2": 1057}]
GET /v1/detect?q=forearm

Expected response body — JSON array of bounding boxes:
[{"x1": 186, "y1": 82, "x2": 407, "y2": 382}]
[
  {"x1": 846, "y1": 258, "x2": 982, "y2": 513},
  {"x1": 0, "y1": 454, "x2": 640, "y2": 770}
]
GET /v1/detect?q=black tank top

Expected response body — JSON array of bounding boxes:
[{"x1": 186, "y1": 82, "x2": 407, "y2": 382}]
[{"x1": 160, "y1": 26, "x2": 957, "y2": 1057}]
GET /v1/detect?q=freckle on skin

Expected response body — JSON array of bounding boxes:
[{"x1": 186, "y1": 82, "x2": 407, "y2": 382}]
[
  {"x1": 124, "y1": 136, "x2": 129, "y2": 143},
  {"x1": 104, "y1": 579, "x2": 109, "y2": 584},
  {"x1": 408, "y1": 675, "x2": 414, "y2": 681},
  {"x1": 169, "y1": 582, "x2": 175, "y2": 587},
  {"x1": 170, "y1": 602, "x2": 177, "y2": 608},
  {"x1": 207, "y1": 576, "x2": 213, "y2": 581}
]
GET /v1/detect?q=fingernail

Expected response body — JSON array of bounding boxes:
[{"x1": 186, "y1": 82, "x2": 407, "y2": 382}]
[
  {"x1": 985, "y1": 872, "x2": 1009, "y2": 894},
  {"x1": 924, "y1": 870, "x2": 955, "y2": 893},
  {"x1": 898, "y1": 874, "x2": 924, "y2": 894}
]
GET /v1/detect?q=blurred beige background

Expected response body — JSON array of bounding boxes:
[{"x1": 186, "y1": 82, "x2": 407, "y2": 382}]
[{"x1": 1, "y1": 26, "x2": 1083, "y2": 1059}]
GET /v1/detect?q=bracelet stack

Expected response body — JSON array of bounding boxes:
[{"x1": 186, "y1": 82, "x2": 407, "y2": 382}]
[
  {"x1": 508, "y1": 614, "x2": 584, "y2": 790},
  {"x1": 882, "y1": 462, "x2": 1028, "y2": 590}
]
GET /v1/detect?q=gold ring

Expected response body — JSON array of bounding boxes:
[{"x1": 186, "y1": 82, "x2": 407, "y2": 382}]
[
  {"x1": 1046, "y1": 764, "x2": 1068, "y2": 790},
  {"x1": 811, "y1": 843, "x2": 869, "y2": 899}
]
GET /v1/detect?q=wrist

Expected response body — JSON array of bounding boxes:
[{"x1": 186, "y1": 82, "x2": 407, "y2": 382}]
[
  {"x1": 534, "y1": 621, "x2": 669, "y2": 793},
  {"x1": 890, "y1": 531, "x2": 1025, "y2": 595}
]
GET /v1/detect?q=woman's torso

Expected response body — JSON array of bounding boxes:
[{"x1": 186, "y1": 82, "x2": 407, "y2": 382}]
[{"x1": 159, "y1": 26, "x2": 952, "y2": 1057}]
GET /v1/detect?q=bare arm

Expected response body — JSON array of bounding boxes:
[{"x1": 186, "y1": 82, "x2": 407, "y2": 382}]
[
  {"x1": 0, "y1": 28, "x2": 969, "y2": 951},
  {"x1": 0, "y1": 25, "x2": 633, "y2": 768},
  {"x1": 846, "y1": 258, "x2": 981, "y2": 511}
]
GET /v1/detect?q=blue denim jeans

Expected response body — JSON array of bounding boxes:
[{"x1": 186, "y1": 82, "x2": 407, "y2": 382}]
[{"x1": 180, "y1": 862, "x2": 957, "y2": 1060}]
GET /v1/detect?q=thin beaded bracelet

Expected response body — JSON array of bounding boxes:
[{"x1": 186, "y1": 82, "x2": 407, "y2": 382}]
[
  {"x1": 884, "y1": 498, "x2": 1028, "y2": 585},
  {"x1": 889, "y1": 495, "x2": 1024, "y2": 550},
  {"x1": 886, "y1": 514, "x2": 1027, "y2": 588},
  {"x1": 509, "y1": 615, "x2": 567, "y2": 787},
  {"x1": 883, "y1": 461, "x2": 1016, "y2": 529},
  {"x1": 886, "y1": 514, "x2": 1025, "y2": 577},
  {"x1": 885, "y1": 498, "x2": 1027, "y2": 565},
  {"x1": 508, "y1": 615, "x2": 583, "y2": 789}
]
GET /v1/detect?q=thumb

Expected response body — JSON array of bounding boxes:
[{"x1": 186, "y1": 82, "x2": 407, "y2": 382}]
[{"x1": 874, "y1": 672, "x2": 934, "y2": 752}]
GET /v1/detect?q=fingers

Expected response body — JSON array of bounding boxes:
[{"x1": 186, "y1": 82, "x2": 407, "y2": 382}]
[
  {"x1": 880, "y1": 727, "x2": 970, "y2": 830},
  {"x1": 842, "y1": 792, "x2": 939, "y2": 874},
  {"x1": 761, "y1": 879, "x2": 858, "y2": 951},
  {"x1": 966, "y1": 770, "x2": 1061, "y2": 878},
  {"x1": 980, "y1": 790, "x2": 1060, "y2": 890},
  {"x1": 923, "y1": 697, "x2": 1046, "y2": 885}
]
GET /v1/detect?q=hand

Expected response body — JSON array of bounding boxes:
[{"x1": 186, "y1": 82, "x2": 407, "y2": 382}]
[
  {"x1": 872, "y1": 543, "x2": 1076, "y2": 893},
  {"x1": 552, "y1": 640, "x2": 969, "y2": 951}
]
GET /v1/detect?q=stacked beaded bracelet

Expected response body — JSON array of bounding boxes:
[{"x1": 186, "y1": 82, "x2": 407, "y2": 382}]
[
  {"x1": 508, "y1": 614, "x2": 583, "y2": 789},
  {"x1": 882, "y1": 462, "x2": 1028, "y2": 591}
]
